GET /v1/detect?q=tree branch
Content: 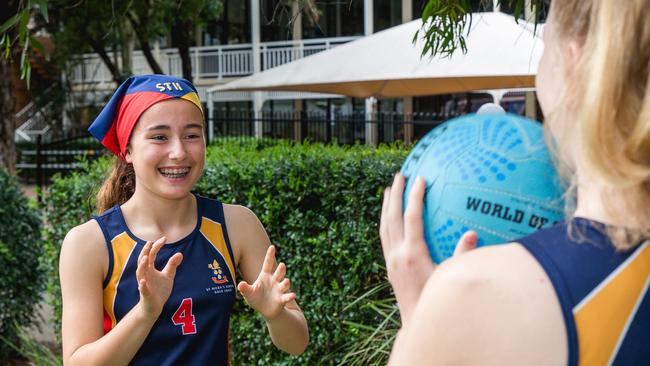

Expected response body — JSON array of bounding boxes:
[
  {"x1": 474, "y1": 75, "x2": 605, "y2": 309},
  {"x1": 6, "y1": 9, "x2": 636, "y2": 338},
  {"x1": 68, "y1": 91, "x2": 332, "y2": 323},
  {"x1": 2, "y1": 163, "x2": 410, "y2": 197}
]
[
  {"x1": 126, "y1": 8, "x2": 164, "y2": 75},
  {"x1": 87, "y1": 36, "x2": 125, "y2": 84}
]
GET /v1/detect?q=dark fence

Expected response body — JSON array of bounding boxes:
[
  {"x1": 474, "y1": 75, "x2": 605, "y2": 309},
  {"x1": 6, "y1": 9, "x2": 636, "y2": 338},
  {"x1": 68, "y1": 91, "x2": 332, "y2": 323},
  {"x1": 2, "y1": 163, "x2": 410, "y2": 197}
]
[
  {"x1": 210, "y1": 110, "x2": 458, "y2": 145},
  {"x1": 16, "y1": 110, "x2": 460, "y2": 188},
  {"x1": 17, "y1": 135, "x2": 104, "y2": 187}
]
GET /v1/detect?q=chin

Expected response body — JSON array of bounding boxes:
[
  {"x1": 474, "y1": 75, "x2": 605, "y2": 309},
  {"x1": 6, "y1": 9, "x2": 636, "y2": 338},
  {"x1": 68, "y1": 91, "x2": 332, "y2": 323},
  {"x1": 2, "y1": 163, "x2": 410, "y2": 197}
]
[
  {"x1": 161, "y1": 189, "x2": 193, "y2": 200},
  {"x1": 154, "y1": 179, "x2": 199, "y2": 200}
]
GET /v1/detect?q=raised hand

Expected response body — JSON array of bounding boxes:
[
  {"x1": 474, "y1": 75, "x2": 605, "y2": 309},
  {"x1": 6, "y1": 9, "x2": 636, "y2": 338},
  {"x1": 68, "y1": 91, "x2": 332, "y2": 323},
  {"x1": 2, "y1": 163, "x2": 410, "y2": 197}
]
[
  {"x1": 237, "y1": 245, "x2": 296, "y2": 321},
  {"x1": 380, "y1": 173, "x2": 478, "y2": 326},
  {"x1": 136, "y1": 237, "x2": 184, "y2": 317}
]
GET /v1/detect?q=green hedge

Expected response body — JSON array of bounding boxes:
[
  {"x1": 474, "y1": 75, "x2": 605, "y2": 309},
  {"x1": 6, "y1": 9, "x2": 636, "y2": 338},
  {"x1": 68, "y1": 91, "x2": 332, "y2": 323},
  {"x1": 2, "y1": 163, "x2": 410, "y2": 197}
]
[
  {"x1": 0, "y1": 169, "x2": 44, "y2": 360},
  {"x1": 43, "y1": 140, "x2": 406, "y2": 365}
]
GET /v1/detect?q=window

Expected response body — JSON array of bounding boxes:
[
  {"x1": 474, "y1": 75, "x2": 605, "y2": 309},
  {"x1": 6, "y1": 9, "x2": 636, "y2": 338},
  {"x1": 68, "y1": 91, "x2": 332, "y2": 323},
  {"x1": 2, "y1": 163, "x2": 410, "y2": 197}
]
[
  {"x1": 260, "y1": 0, "x2": 293, "y2": 42},
  {"x1": 202, "y1": 0, "x2": 251, "y2": 45},
  {"x1": 302, "y1": 0, "x2": 364, "y2": 39},
  {"x1": 499, "y1": 0, "x2": 548, "y2": 21},
  {"x1": 374, "y1": 0, "x2": 401, "y2": 32},
  {"x1": 412, "y1": 0, "x2": 493, "y2": 19}
]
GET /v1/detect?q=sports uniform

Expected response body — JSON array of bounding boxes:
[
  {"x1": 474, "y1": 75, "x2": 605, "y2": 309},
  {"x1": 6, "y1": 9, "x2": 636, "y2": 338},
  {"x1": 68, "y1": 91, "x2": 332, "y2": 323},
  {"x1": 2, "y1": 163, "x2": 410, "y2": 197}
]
[
  {"x1": 94, "y1": 194, "x2": 237, "y2": 366},
  {"x1": 519, "y1": 218, "x2": 650, "y2": 366}
]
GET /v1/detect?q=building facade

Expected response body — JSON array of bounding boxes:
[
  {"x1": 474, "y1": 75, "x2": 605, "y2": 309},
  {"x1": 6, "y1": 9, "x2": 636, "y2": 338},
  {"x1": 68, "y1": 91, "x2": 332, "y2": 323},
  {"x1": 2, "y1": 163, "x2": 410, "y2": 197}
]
[{"x1": 68, "y1": 0, "x2": 541, "y2": 143}]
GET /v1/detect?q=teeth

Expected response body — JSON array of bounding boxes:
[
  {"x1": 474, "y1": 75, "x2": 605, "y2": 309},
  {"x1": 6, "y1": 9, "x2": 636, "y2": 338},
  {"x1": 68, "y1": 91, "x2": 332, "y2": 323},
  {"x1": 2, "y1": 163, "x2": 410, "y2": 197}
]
[{"x1": 159, "y1": 168, "x2": 190, "y2": 175}]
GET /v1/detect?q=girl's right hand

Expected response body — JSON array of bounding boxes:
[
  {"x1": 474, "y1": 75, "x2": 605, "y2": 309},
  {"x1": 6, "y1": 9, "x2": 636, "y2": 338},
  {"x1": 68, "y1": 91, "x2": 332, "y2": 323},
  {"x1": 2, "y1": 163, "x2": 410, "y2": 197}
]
[{"x1": 136, "y1": 237, "x2": 183, "y2": 318}]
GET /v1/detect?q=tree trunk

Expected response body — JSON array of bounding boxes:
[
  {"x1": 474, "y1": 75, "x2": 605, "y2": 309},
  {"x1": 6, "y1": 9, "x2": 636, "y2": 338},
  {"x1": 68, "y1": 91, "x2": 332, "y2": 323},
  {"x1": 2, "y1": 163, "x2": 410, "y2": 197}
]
[
  {"x1": 0, "y1": 1, "x2": 17, "y2": 173},
  {"x1": 173, "y1": 19, "x2": 194, "y2": 83},
  {"x1": 138, "y1": 37, "x2": 164, "y2": 75},
  {"x1": 126, "y1": 11, "x2": 164, "y2": 75},
  {"x1": 121, "y1": 19, "x2": 135, "y2": 76},
  {"x1": 88, "y1": 38, "x2": 126, "y2": 85},
  {"x1": 0, "y1": 59, "x2": 16, "y2": 174}
]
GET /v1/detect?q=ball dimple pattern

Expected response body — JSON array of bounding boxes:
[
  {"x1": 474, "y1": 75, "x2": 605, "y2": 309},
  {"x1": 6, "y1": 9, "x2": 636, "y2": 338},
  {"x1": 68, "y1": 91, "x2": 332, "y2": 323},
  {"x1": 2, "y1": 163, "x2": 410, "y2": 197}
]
[{"x1": 400, "y1": 113, "x2": 565, "y2": 263}]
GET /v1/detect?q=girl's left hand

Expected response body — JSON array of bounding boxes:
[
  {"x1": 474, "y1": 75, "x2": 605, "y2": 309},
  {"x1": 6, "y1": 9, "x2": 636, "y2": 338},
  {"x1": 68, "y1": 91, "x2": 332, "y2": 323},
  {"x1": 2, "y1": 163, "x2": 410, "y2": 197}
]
[
  {"x1": 238, "y1": 245, "x2": 296, "y2": 320},
  {"x1": 380, "y1": 173, "x2": 478, "y2": 327}
]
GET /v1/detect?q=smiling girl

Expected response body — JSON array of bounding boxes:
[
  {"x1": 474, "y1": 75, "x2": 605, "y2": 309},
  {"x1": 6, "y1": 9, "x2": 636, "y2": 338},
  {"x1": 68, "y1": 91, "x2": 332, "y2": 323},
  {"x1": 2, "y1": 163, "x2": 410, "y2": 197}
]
[{"x1": 59, "y1": 75, "x2": 308, "y2": 365}]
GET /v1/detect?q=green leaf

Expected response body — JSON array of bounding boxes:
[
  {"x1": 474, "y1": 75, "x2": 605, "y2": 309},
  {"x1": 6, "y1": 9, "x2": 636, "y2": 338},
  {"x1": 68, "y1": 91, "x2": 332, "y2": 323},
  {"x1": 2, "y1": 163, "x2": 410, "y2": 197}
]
[
  {"x1": 0, "y1": 169, "x2": 43, "y2": 359},
  {"x1": 25, "y1": 62, "x2": 32, "y2": 89},
  {"x1": 513, "y1": 0, "x2": 524, "y2": 21},
  {"x1": 20, "y1": 35, "x2": 29, "y2": 68},
  {"x1": 422, "y1": 1, "x2": 434, "y2": 21},
  {"x1": 29, "y1": 35, "x2": 47, "y2": 57},
  {"x1": 18, "y1": 9, "x2": 30, "y2": 45},
  {"x1": 0, "y1": 13, "x2": 20, "y2": 34},
  {"x1": 32, "y1": 0, "x2": 49, "y2": 23},
  {"x1": 412, "y1": 29, "x2": 419, "y2": 44}
]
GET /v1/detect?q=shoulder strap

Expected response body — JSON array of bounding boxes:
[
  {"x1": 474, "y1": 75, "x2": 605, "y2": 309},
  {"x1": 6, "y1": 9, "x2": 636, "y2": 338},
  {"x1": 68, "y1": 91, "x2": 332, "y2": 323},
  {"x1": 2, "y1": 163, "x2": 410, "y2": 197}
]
[
  {"x1": 518, "y1": 225, "x2": 580, "y2": 366},
  {"x1": 196, "y1": 195, "x2": 237, "y2": 279},
  {"x1": 92, "y1": 206, "x2": 123, "y2": 288}
]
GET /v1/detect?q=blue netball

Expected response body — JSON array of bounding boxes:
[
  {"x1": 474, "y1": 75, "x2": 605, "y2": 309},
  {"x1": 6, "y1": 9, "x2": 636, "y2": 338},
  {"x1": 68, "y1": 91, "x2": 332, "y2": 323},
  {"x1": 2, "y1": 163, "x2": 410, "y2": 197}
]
[{"x1": 401, "y1": 113, "x2": 565, "y2": 263}]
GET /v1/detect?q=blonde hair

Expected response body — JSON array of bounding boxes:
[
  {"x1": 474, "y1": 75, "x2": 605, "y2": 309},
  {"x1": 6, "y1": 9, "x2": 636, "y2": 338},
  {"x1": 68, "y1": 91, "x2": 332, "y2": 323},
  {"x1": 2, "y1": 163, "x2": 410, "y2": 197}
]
[
  {"x1": 96, "y1": 158, "x2": 136, "y2": 214},
  {"x1": 551, "y1": 0, "x2": 650, "y2": 249}
]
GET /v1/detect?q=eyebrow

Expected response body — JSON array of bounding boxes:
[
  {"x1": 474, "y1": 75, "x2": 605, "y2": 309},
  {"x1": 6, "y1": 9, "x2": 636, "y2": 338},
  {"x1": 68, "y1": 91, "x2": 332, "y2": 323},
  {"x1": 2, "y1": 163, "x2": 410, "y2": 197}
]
[{"x1": 145, "y1": 123, "x2": 203, "y2": 131}]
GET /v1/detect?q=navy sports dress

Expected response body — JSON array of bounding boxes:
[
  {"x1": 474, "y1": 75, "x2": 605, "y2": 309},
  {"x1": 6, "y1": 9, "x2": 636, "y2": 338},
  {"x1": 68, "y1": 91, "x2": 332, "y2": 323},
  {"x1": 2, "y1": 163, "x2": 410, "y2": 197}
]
[
  {"x1": 94, "y1": 195, "x2": 237, "y2": 365},
  {"x1": 519, "y1": 218, "x2": 650, "y2": 366}
]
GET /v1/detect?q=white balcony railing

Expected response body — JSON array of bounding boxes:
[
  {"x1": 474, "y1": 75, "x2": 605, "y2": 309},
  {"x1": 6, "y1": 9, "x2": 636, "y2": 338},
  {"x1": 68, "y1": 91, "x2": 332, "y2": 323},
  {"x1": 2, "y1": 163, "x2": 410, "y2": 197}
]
[
  {"x1": 259, "y1": 37, "x2": 357, "y2": 70},
  {"x1": 69, "y1": 37, "x2": 359, "y2": 84}
]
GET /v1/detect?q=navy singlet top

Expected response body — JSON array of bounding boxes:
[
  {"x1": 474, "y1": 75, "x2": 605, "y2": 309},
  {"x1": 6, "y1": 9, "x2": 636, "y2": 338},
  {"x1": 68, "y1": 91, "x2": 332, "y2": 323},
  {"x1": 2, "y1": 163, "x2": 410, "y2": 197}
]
[
  {"x1": 518, "y1": 218, "x2": 650, "y2": 366},
  {"x1": 93, "y1": 194, "x2": 237, "y2": 365}
]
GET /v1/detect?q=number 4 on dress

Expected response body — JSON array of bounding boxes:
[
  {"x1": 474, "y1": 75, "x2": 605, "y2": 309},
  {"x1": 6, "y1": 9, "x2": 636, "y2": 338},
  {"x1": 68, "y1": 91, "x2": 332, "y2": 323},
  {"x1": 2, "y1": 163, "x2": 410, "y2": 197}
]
[{"x1": 172, "y1": 298, "x2": 197, "y2": 335}]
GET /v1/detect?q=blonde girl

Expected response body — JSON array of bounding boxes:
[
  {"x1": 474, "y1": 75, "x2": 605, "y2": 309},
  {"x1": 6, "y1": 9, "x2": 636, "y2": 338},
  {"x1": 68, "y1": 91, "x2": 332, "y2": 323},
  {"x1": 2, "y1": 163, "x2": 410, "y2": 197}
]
[{"x1": 381, "y1": 1, "x2": 650, "y2": 364}]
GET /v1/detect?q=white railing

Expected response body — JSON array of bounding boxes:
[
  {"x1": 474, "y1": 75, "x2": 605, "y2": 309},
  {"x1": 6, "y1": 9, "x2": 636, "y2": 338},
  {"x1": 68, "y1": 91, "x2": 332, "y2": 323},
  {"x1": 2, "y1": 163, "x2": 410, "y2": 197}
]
[
  {"x1": 260, "y1": 37, "x2": 357, "y2": 70},
  {"x1": 164, "y1": 44, "x2": 254, "y2": 78},
  {"x1": 70, "y1": 51, "x2": 167, "y2": 85},
  {"x1": 69, "y1": 36, "x2": 359, "y2": 84}
]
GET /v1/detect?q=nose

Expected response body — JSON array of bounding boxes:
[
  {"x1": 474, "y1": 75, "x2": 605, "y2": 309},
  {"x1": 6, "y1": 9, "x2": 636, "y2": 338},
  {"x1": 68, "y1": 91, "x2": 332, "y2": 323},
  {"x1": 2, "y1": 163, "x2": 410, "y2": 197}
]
[{"x1": 168, "y1": 137, "x2": 188, "y2": 161}]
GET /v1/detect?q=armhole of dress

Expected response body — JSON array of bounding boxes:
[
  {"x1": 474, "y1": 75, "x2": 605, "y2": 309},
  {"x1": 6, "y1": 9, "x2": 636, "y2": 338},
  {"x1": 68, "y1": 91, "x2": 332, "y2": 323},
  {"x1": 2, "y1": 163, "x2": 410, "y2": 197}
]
[
  {"x1": 517, "y1": 237, "x2": 579, "y2": 366},
  {"x1": 92, "y1": 216, "x2": 114, "y2": 289},
  {"x1": 215, "y1": 201, "x2": 237, "y2": 274}
]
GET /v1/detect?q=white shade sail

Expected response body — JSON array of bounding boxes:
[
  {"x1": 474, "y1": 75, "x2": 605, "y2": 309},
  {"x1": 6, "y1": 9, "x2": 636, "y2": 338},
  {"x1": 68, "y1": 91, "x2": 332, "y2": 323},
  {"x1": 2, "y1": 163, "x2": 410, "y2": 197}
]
[{"x1": 212, "y1": 12, "x2": 544, "y2": 98}]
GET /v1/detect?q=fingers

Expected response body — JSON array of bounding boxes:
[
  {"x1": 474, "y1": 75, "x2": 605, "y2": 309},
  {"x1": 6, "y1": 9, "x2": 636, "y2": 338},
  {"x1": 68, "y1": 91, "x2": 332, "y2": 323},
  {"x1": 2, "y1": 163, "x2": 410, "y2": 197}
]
[
  {"x1": 273, "y1": 262, "x2": 286, "y2": 282},
  {"x1": 162, "y1": 252, "x2": 183, "y2": 277},
  {"x1": 137, "y1": 241, "x2": 152, "y2": 268},
  {"x1": 404, "y1": 176, "x2": 426, "y2": 243},
  {"x1": 136, "y1": 241, "x2": 152, "y2": 296},
  {"x1": 279, "y1": 278, "x2": 291, "y2": 292},
  {"x1": 387, "y1": 173, "x2": 405, "y2": 244},
  {"x1": 237, "y1": 281, "x2": 253, "y2": 296},
  {"x1": 136, "y1": 247, "x2": 150, "y2": 297},
  {"x1": 261, "y1": 245, "x2": 276, "y2": 274},
  {"x1": 453, "y1": 230, "x2": 478, "y2": 257},
  {"x1": 148, "y1": 237, "x2": 167, "y2": 269},
  {"x1": 136, "y1": 254, "x2": 149, "y2": 284},
  {"x1": 379, "y1": 187, "x2": 391, "y2": 253},
  {"x1": 281, "y1": 292, "x2": 296, "y2": 304}
]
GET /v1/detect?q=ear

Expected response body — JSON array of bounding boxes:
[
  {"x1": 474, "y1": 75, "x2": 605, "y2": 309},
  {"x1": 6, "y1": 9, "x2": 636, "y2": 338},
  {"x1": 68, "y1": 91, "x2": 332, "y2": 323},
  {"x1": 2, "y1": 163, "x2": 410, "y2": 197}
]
[{"x1": 124, "y1": 145, "x2": 133, "y2": 164}]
